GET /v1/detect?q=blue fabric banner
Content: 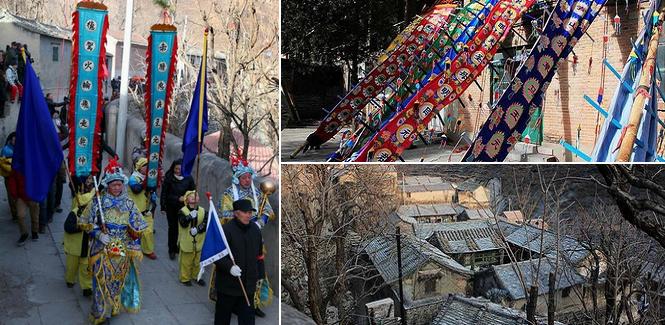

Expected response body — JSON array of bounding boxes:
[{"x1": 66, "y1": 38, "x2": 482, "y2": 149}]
[
  {"x1": 181, "y1": 59, "x2": 208, "y2": 177},
  {"x1": 12, "y1": 58, "x2": 64, "y2": 202},
  {"x1": 465, "y1": 0, "x2": 607, "y2": 161}
]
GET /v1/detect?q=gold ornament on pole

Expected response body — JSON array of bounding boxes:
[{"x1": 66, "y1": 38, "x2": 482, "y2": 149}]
[{"x1": 258, "y1": 180, "x2": 276, "y2": 217}]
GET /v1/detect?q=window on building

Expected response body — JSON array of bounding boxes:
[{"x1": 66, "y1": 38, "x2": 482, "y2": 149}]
[
  {"x1": 424, "y1": 278, "x2": 436, "y2": 295},
  {"x1": 489, "y1": 49, "x2": 529, "y2": 107},
  {"x1": 52, "y1": 45, "x2": 59, "y2": 62},
  {"x1": 562, "y1": 287, "x2": 571, "y2": 298}
]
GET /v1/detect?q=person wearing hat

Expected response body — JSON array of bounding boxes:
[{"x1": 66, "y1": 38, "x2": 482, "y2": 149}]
[
  {"x1": 220, "y1": 154, "x2": 274, "y2": 318},
  {"x1": 220, "y1": 155, "x2": 274, "y2": 228},
  {"x1": 214, "y1": 199, "x2": 265, "y2": 325},
  {"x1": 128, "y1": 157, "x2": 157, "y2": 260},
  {"x1": 63, "y1": 176, "x2": 94, "y2": 297},
  {"x1": 177, "y1": 190, "x2": 207, "y2": 286},
  {"x1": 78, "y1": 158, "x2": 147, "y2": 325}
]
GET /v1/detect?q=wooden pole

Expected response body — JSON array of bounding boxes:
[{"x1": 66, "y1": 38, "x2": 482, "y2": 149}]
[
  {"x1": 396, "y1": 226, "x2": 407, "y2": 325},
  {"x1": 195, "y1": 29, "x2": 209, "y2": 189},
  {"x1": 616, "y1": 15, "x2": 662, "y2": 161}
]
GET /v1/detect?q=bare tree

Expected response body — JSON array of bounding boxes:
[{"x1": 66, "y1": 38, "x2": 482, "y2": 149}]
[
  {"x1": 596, "y1": 165, "x2": 665, "y2": 249},
  {"x1": 281, "y1": 165, "x2": 398, "y2": 324},
  {"x1": 202, "y1": 0, "x2": 278, "y2": 161}
]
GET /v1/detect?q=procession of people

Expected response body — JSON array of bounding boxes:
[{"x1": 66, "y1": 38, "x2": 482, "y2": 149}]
[{"x1": 5, "y1": 126, "x2": 276, "y2": 324}]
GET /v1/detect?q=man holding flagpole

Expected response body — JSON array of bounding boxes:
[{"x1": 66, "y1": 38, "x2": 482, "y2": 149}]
[
  {"x1": 215, "y1": 199, "x2": 265, "y2": 325},
  {"x1": 197, "y1": 195, "x2": 264, "y2": 325}
]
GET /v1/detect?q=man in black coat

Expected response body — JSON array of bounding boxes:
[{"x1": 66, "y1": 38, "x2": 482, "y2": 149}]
[{"x1": 214, "y1": 199, "x2": 265, "y2": 325}]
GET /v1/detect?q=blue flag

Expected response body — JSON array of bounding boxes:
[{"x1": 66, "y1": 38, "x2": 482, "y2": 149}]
[
  {"x1": 181, "y1": 62, "x2": 208, "y2": 176},
  {"x1": 11, "y1": 58, "x2": 64, "y2": 202},
  {"x1": 198, "y1": 198, "x2": 231, "y2": 281}
]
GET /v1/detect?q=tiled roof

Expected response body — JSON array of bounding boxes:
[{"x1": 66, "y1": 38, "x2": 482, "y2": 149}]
[
  {"x1": 401, "y1": 175, "x2": 454, "y2": 193},
  {"x1": 502, "y1": 210, "x2": 524, "y2": 223},
  {"x1": 415, "y1": 219, "x2": 495, "y2": 240},
  {"x1": 415, "y1": 220, "x2": 590, "y2": 265},
  {"x1": 463, "y1": 208, "x2": 494, "y2": 220},
  {"x1": 363, "y1": 235, "x2": 472, "y2": 285},
  {"x1": 402, "y1": 183, "x2": 454, "y2": 193},
  {"x1": 433, "y1": 295, "x2": 566, "y2": 325},
  {"x1": 403, "y1": 175, "x2": 447, "y2": 185},
  {"x1": 427, "y1": 220, "x2": 507, "y2": 254},
  {"x1": 491, "y1": 258, "x2": 586, "y2": 300},
  {"x1": 396, "y1": 204, "x2": 461, "y2": 218},
  {"x1": 455, "y1": 179, "x2": 483, "y2": 192},
  {"x1": 0, "y1": 9, "x2": 70, "y2": 40},
  {"x1": 500, "y1": 222, "x2": 589, "y2": 265}
]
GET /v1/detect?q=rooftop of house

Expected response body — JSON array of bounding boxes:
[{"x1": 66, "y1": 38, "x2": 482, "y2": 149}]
[
  {"x1": 455, "y1": 179, "x2": 484, "y2": 192},
  {"x1": 427, "y1": 220, "x2": 508, "y2": 254},
  {"x1": 491, "y1": 258, "x2": 586, "y2": 300},
  {"x1": 414, "y1": 219, "x2": 497, "y2": 241},
  {"x1": 363, "y1": 235, "x2": 472, "y2": 285},
  {"x1": 395, "y1": 203, "x2": 462, "y2": 219},
  {"x1": 499, "y1": 222, "x2": 589, "y2": 265},
  {"x1": 401, "y1": 175, "x2": 454, "y2": 193},
  {"x1": 461, "y1": 208, "x2": 495, "y2": 220},
  {"x1": 0, "y1": 9, "x2": 70, "y2": 40},
  {"x1": 502, "y1": 210, "x2": 524, "y2": 223},
  {"x1": 432, "y1": 294, "x2": 567, "y2": 325},
  {"x1": 414, "y1": 220, "x2": 590, "y2": 264},
  {"x1": 403, "y1": 175, "x2": 447, "y2": 185}
]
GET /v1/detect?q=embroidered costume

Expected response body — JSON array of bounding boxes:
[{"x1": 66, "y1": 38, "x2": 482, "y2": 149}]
[{"x1": 79, "y1": 159, "x2": 147, "y2": 324}]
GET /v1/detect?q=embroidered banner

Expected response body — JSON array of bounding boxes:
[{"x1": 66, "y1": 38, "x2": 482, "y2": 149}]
[
  {"x1": 67, "y1": 2, "x2": 109, "y2": 177},
  {"x1": 353, "y1": 0, "x2": 535, "y2": 162},
  {"x1": 464, "y1": 0, "x2": 607, "y2": 162},
  {"x1": 144, "y1": 25, "x2": 178, "y2": 190},
  {"x1": 330, "y1": 0, "x2": 495, "y2": 161},
  {"x1": 303, "y1": 3, "x2": 456, "y2": 148}
]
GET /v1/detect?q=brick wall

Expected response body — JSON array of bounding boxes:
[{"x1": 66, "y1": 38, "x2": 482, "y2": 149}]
[{"x1": 458, "y1": 3, "x2": 661, "y2": 158}]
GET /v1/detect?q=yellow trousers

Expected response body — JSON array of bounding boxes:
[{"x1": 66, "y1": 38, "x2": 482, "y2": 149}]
[
  {"x1": 179, "y1": 250, "x2": 201, "y2": 283},
  {"x1": 141, "y1": 214, "x2": 154, "y2": 254},
  {"x1": 65, "y1": 254, "x2": 92, "y2": 290}
]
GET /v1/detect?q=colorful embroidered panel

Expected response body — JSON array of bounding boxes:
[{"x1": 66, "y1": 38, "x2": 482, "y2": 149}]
[
  {"x1": 353, "y1": 0, "x2": 534, "y2": 162},
  {"x1": 329, "y1": 0, "x2": 494, "y2": 161},
  {"x1": 464, "y1": 0, "x2": 607, "y2": 162},
  {"x1": 67, "y1": 2, "x2": 109, "y2": 177},
  {"x1": 145, "y1": 26, "x2": 178, "y2": 190},
  {"x1": 305, "y1": 3, "x2": 456, "y2": 147}
]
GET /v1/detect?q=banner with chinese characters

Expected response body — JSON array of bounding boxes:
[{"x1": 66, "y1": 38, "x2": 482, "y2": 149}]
[
  {"x1": 144, "y1": 25, "x2": 178, "y2": 190},
  {"x1": 67, "y1": 1, "x2": 109, "y2": 177}
]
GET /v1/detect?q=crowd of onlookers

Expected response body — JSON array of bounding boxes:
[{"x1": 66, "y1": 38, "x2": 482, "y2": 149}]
[
  {"x1": 0, "y1": 41, "x2": 33, "y2": 117},
  {"x1": 0, "y1": 41, "x2": 70, "y2": 139}
]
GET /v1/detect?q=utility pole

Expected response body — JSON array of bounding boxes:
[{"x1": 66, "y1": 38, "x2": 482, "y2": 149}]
[
  {"x1": 115, "y1": 0, "x2": 134, "y2": 161},
  {"x1": 396, "y1": 226, "x2": 407, "y2": 325}
]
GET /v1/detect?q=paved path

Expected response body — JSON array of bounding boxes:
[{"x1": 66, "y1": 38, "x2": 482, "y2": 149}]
[
  {"x1": 0, "y1": 104, "x2": 278, "y2": 325},
  {"x1": 281, "y1": 127, "x2": 582, "y2": 162}
]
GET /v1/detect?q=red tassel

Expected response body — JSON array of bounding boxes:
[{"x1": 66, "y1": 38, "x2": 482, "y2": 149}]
[{"x1": 67, "y1": 10, "x2": 80, "y2": 177}]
